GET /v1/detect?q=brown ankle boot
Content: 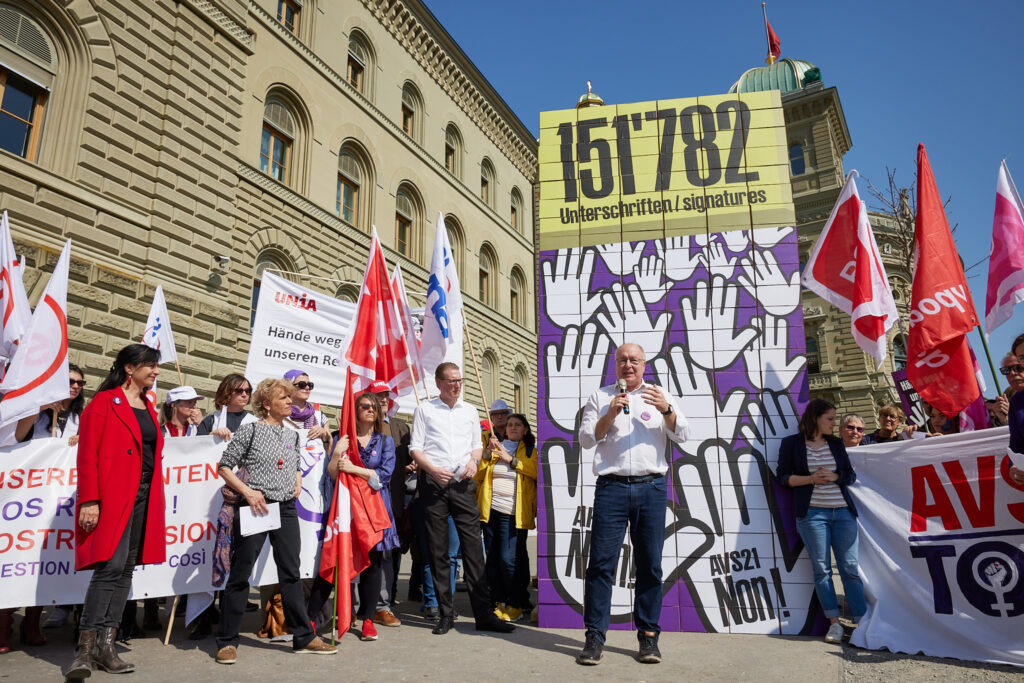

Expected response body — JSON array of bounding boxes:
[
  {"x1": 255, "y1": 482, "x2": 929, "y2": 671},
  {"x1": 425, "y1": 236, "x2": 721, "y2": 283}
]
[
  {"x1": 94, "y1": 626, "x2": 134, "y2": 673},
  {"x1": 63, "y1": 628, "x2": 96, "y2": 679},
  {"x1": 19, "y1": 606, "x2": 45, "y2": 646}
]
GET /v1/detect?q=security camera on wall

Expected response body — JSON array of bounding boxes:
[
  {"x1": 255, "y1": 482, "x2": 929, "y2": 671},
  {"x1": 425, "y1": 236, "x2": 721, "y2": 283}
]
[{"x1": 213, "y1": 255, "x2": 230, "y2": 269}]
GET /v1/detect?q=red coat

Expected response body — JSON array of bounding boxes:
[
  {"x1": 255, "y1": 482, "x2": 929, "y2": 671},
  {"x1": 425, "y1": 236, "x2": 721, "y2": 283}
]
[{"x1": 75, "y1": 387, "x2": 166, "y2": 570}]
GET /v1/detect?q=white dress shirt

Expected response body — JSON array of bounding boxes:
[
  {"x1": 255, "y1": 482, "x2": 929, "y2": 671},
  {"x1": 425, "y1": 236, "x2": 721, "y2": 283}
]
[
  {"x1": 410, "y1": 397, "x2": 481, "y2": 474},
  {"x1": 579, "y1": 383, "x2": 690, "y2": 477}
]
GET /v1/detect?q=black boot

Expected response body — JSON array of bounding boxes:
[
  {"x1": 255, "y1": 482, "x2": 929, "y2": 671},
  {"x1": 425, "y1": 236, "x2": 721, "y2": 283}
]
[
  {"x1": 63, "y1": 628, "x2": 96, "y2": 680},
  {"x1": 118, "y1": 601, "x2": 141, "y2": 643},
  {"x1": 95, "y1": 626, "x2": 134, "y2": 674},
  {"x1": 143, "y1": 599, "x2": 161, "y2": 631}
]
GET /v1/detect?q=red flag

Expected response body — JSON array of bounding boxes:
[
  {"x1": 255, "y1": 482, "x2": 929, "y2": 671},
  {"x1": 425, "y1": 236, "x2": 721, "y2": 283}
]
[
  {"x1": 801, "y1": 172, "x2": 899, "y2": 367},
  {"x1": 765, "y1": 19, "x2": 781, "y2": 63},
  {"x1": 317, "y1": 369, "x2": 390, "y2": 636},
  {"x1": 342, "y1": 228, "x2": 412, "y2": 396},
  {"x1": 908, "y1": 144, "x2": 980, "y2": 419}
]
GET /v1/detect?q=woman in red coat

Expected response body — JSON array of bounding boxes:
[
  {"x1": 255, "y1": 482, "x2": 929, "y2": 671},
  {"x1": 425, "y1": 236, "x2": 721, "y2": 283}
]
[{"x1": 65, "y1": 344, "x2": 167, "y2": 680}]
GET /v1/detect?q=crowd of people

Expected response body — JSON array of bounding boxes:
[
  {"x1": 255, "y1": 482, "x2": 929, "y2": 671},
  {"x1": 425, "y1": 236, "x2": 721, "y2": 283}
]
[{"x1": 3, "y1": 331, "x2": 1023, "y2": 674}]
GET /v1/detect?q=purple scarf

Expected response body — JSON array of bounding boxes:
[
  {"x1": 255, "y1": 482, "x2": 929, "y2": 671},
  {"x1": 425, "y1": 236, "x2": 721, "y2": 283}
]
[{"x1": 290, "y1": 402, "x2": 317, "y2": 428}]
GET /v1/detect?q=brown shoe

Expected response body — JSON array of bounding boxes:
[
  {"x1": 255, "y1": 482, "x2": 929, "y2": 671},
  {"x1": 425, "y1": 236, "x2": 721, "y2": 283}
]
[
  {"x1": 373, "y1": 609, "x2": 401, "y2": 627},
  {"x1": 295, "y1": 636, "x2": 337, "y2": 655},
  {"x1": 94, "y1": 627, "x2": 133, "y2": 673},
  {"x1": 63, "y1": 629, "x2": 97, "y2": 679},
  {"x1": 215, "y1": 645, "x2": 237, "y2": 665}
]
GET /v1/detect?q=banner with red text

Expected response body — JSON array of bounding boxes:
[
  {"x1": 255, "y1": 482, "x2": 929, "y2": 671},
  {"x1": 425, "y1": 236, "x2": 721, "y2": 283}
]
[
  {"x1": 0, "y1": 433, "x2": 332, "y2": 608},
  {"x1": 848, "y1": 428, "x2": 1023, "y2": 668}
]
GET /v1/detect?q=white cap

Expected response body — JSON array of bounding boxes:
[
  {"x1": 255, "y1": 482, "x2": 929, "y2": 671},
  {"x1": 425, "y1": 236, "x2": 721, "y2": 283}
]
[
  {"x1": 489, "y1": 399, "x2": 510, "y2": 414},
  {"x1": 166, "y1": 386, "x2": 202, "y2": 403}
]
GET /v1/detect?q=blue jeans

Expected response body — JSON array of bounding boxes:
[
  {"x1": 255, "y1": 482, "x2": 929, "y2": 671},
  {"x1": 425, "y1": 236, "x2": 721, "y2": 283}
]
[
  {"x1": 482, "y1": 510, "x2": 527, "y2": 608},
  {"x1": 583, "y1": 476, "x2": 666, "y2": 643},
  {"x1": 413, "y1": 504, "x2": 459, "y2": 608},
  {"x1": 795, "y1": 506, "x2": 866, "y2": 621}
]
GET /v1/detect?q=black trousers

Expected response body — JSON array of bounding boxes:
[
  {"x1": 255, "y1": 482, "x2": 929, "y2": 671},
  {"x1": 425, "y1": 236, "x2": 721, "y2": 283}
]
[
  {"x1": 420, "y1": 476, "x2": 489, "y2": 620},
  {"x1": 356, "y1": 549, "x2": 390, "y2": 620},
  {"x1": 81, "y1": 478, "x2": 151, "y2": 631},
  {"x1": 216, "y1": 498, "x2": 313, "y2": 650}
]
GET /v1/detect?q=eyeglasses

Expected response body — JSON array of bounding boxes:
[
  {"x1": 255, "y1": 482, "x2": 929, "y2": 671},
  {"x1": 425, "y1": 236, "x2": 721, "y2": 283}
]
[
  {"x1": 232, "y1": 387, "x2": 252, "y2": 395},
  {"x1": 617, "y1": 358, "x2": 644, "y2": 367},
  {"x1": 69, "y1": 379, "x2": 86, "y2": 387},
  {"x1": 293, "y1": 381, "x2": 314, "y2": 390},
  {"x1": 880, "y1": 414, "x2": 899, "y2": 421},
  {"x1": 1000, "y1": 364, "x2": 1024, "y2": 375},
  {"x1": 844, "y1": 425, "x2": 865, "y2": 433},
  {"x1": 357, "y1": 403, "x2": 377, "y2": 411},
  {"x1": 441, "y1": 378, "x2": 463, "y2": 385}
]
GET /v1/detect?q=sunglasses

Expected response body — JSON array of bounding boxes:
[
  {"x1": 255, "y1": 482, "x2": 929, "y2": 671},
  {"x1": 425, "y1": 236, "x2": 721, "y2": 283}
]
[
  {"x1": 880, "y1": 414, "x2": 900, "y2": 421},
  {"x1": 293, "y1": 381, "x2": 314, "y2": 390},
  {"x1": 1000, "y1": 364, "x2": 1024, "y2": 375},
  {"x1": 232, "y1": 387, "x2": 252, "y2": 395},
  {"x1": 844, "y1": 425, "x2": 865, "y2": 433},
  {"x1": 357, "y1": 403, "x2": 377, "y2": 411},
  {"x1": 69, "y1": 379, "x2": 86, "y2": 387}
]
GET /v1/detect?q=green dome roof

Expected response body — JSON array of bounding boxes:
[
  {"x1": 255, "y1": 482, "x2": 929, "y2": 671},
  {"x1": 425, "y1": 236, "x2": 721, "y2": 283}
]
[{"x1": 729, "y1": 58, "x2": 821, "y2": 95}]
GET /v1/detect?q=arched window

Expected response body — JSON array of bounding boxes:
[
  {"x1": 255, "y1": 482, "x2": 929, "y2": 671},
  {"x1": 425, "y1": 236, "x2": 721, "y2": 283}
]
[
  {"x1": 337, "y1": 142, "x2": 372, "y2": 229},
  {"x1": 444, "y1": 123, "x2": 462, "y2": 177},
  {"x1": 510, "y1": 187, "x2": 524, "y2": 234},
  {"x1": 509, "y1": 265, "x2": 526, "y2": 325},
  {"x1": 346, "y1": 32, "x2": 373, "y2": 96},
  {"x1": 400, "y1": 82, "x2": 422, "y2": 142},
  {"x1": 805, "y1": 335, "x2": 820, "y2": 374},
  {"x1": 276, "y1": 0, "x2": 300, "y2": 34},
  {"x1": 513, "y1": 364, "x2": 529, "y2": 413},
  {"x1": 335, "y1": 283, "x2": 359, "y2": 303},
  {"x1": 481, "y1": 351, "x2": 499, "y2": 407},
  {"x1": 789, "y1": 143, "x2": 805, "y2": 176},
  {"x1": 893, "y1": 336, "x2": 907, "y2": 371},
  {"x1": 480, "y1": 158, "x2": 495, "y2": 207},
  {"x1": 0, "y1": 5, "x2": 55, "y2": 162},
  {"x1": 444, "y1": 215, "x2": 464, "y2": 281},
  {"x1": 395, "y1": 183, "x2": 423, "y2": 260},
  {"x1": 251, "y1": 248, "x2": 294, "y2": 328},
  {"x1": 478, "y1": 243, "x2": 497, "y2": 307},
  {"x1": 261, "y1": 98, "x2": 295, "y2": 184}
]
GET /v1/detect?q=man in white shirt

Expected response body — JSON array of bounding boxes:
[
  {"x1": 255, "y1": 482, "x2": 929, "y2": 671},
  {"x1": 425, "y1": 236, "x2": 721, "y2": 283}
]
[
  {"x1": 410, "y1": 362, "x2": 514, "y2": 636},
  {"x1": 575, "y1": 343, "x2": 689, "y2": 666}
]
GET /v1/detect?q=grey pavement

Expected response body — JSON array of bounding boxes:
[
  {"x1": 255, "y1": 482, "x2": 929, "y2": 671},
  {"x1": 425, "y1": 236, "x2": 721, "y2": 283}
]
[{"x1": 2, "y1": 586, "x2": 1020, "y2": 682}]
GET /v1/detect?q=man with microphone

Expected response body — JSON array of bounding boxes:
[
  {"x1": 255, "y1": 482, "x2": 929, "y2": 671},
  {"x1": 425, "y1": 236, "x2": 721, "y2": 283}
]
[{"x1": 575, "y1": 343, "x2": 689, "y2": 666}]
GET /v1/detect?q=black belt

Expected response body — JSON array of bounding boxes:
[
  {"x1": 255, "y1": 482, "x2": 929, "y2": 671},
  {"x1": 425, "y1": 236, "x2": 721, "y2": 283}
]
[{"x1": 599, "y1": 473, "x2": 663, "y2": 484}]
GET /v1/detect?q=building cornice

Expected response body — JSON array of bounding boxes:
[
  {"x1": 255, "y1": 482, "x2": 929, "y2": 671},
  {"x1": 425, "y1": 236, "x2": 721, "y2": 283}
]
[{"x1": 182, "y1": 0, "x2": 254, "y2": 54}]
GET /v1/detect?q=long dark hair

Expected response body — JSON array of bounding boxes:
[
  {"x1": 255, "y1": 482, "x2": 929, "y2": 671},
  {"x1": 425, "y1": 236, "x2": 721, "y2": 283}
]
[
  {"x1": 214, "y1": 373, "x2": 251, "y2": 410},
  {"x1": 97, "y1": 344, "x2": 160, "y2": 394},
  {"x1": 356, "y1": 392, "x2": 386, "y2": 434},
  {"x1": 798, "y1": 399, "x2": 836, "y2": 441},
  {"x1": 66, "y1": 363, "x2": 85, "y2": 417},
  {"x1": 508, "y1": 413, "x2": 535, "y2": 455}
]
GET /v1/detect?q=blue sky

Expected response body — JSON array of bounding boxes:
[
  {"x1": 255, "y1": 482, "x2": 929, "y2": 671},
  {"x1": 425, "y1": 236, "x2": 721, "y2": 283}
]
[{"x1": 425, "y1": 0, "x2": 1024, "y2": 394}]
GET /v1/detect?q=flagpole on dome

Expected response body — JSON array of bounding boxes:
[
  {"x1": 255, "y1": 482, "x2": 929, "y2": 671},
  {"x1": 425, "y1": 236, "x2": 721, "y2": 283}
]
[{"x1": 762, "y1": 3, "x2": 777, "y2": 65}]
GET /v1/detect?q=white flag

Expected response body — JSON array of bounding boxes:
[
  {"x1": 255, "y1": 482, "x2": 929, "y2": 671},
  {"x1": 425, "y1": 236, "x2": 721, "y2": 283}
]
[
  {"x1": 142, "y1": 285, "x2": 178, "y2": 364},
  {"x1": 420, "y1": 212, "x2": 463, "y2": 378},
  {"x1": 0, "y1": 211, "x2": 33, "y2": 360},
  {"x1": 391, "y1": 263, "x2": 428, "y2": 400},
  {"x1": 0, "y1": 239, "x2": 71, "y2": 428}
]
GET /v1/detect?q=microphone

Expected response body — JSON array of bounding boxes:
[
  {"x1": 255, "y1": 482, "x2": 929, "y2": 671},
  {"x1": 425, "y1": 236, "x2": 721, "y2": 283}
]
[{"x1": 616, "y1": 379, "x2": 629, "y2": 414}]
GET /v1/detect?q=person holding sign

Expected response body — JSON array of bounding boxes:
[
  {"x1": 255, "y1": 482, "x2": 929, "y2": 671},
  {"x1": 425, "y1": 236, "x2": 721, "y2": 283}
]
[
  {"x1": 14, "y1": 363, "x2": 86, "y2": 445},
  {"x1": 198, "y1": 373, "x2": 256, "y2": 439},
  {"x1": 575, "y1": 343, "x2": 689, "y2": 666},
  {"x1": 776, "y1": 399, "x2": 866, "y2": 645},
  {"x1": 65, "y1": 345, "x2": 167, "y2": 679},
  {"x1": 214, "y1": 378, "x2": 336, "y2": 664}
]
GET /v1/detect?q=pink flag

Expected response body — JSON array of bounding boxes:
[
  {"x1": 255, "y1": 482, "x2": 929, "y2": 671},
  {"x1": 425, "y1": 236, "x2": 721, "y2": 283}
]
[
  {"x1": 801, "y1": 172, "x2": 899, "y2": 367},
  {"x1": 984, "y1": 160, "x2": 1024, "y2": 334},
  {"x1": 0, "y1": 239, "x2": 71, "y2": 428},
  {"x1": 0, "y1": 211, "x2": 33, "y2": 361},
  {"x1": 342, "y1": 227, "x2": 413, "y2": 394}
]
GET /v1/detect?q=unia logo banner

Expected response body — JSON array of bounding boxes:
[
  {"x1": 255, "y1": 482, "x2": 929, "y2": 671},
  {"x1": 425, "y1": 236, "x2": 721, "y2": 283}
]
[{"x1": 535, "y1": 91, "x2": 821, "y2": 635}]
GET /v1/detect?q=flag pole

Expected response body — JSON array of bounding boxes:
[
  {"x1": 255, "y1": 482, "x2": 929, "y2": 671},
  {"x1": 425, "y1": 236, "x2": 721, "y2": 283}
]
[
  {"x1": 332, "y1": 562, "x2": 338, "y2": 645},
  {"x1": 173, "y1": 358, "x2": 184, "y2": 386},
  {"x1": 462, "y1": 315, "x2": 489, "y2": 414},
  {"x1": 761, "y1": 3, "x2": 775, "y2": 65},
  {"x1": 51, "y1": 407, "x2": 57, "y2": 437},
  {"x1": 976, "y1": 325, "x2": 1002, "y2": 395}
]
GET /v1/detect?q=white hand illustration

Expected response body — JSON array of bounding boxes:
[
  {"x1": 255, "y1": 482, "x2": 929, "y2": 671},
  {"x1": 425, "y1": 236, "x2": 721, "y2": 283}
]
[
  {"x1": 751, "y1": 226, "x2": 795, "y2": 249},
  {"x1": 736, "y1": 250, "x2": 801, "y2": 317},
  {"x1": 632, "y1": 254, "x2": 669, "y2": 304},
  {"x1": 680, "y1": 276, "x2": 759, "y2": 370},
  {"x1": 595, "y1": 241, "x2": 645, "y2": 276},
  {"x1": 596, "y1": 281, "x2": 671, "y2": 357},
  {"x1": 697, "y1": 237, "x2": 738, "y2": 279},
  {"x1": 541, "y1": 248, "x2": 603, "y2": 327},
  {"x1": 738, "y1": 389, "x2": 800, "y2": 468},
  {"x1": 656, "y1": 236, "x2": 701, "y2": 283},
  {"x1": 744, "y1": 314, "x2": 807, "y2": 392},
  {"x1": 719, "y1": 229, "x2": 750, "y2": 255},
  {"x1": 544, "y1": 322, "x2": 614, "y2": 432}
]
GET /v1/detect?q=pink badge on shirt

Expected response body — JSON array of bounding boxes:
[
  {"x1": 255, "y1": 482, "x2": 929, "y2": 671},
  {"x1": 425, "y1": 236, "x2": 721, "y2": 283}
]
[{"x1": 640, "y1": 411, "x2": 652, "y2": 421}]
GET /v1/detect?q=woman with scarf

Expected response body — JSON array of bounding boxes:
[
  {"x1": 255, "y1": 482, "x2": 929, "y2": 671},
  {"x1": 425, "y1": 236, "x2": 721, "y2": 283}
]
[{"x1": 283, "y1": 369, "x2": 330, "y2": 446}]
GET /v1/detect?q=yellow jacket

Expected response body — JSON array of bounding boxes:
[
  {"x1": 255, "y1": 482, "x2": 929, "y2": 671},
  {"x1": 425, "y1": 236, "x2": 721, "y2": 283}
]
[{"x1": 474, "y1": 435, "x2": 537, "y2": 530}]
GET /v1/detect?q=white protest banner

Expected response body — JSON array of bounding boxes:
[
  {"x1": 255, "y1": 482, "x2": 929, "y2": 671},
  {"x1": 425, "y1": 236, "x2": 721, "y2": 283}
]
[
  {"x1": 848, "y1": 427, "x2": 1024, "y2": 668},
  {"x1": 0, "y1": 433, "x2": 333, "y2": 608},
  {"x1": 245, "y1": 272, "x2": 355, "y2": 405}
]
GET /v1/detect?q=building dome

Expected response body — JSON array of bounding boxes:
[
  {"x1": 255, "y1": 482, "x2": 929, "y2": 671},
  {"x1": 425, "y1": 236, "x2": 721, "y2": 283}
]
[{"x1": 729, "y1": 58, "x2": 821, "y2": 95}]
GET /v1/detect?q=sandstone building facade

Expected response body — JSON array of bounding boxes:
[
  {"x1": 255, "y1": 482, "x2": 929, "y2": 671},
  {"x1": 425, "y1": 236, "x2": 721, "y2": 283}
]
[{"x1": 2, "y1": 0, "x2": 538, "y2": 417}]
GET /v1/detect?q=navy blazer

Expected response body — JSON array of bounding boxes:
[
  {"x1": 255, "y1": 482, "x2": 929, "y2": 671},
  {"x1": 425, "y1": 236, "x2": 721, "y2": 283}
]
[{"x1": 775, "y1": 433, "x2": 858, "y2": 517}]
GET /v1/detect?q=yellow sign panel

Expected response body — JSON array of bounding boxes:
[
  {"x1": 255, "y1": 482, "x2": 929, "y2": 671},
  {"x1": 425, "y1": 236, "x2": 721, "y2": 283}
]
[{"x1": 537, "y1": 90, "x2": 795, "y2": 250}]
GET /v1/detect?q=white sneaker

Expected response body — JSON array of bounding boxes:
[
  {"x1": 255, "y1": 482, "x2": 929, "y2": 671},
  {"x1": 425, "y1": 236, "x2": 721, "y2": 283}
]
[
  {"x1": 43, "y1": 607, "x2": 69, "y2": 629},
  {"x1": 824, "y1": 622, "x2": 844, "y2": 643},
  {"x1": 270, "y1": 633, "x2": 294, "y2": 642}
]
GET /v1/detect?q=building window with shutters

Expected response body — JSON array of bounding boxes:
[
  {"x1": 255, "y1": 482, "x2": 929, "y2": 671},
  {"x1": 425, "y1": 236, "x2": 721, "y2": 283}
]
[
  {"x1": 0, "y1": 5, "x2": 56, "y2": 162},
  {"x1": 400, "y1": 82, "x2": 422, "y2": 142},
  {"x1": 510, "y1": 187, "x2": 524, "y2": 233},
  {"x1": 347, "y1": 31, "x2": 374, "y2": 96},
  {"x1": 478, "y1": 244, "x2": 497, "y2": 307},
  {"x1": 509, "y1": 266, "x2": 526, "y2": 325},
  {"x1": 276, "y1": 0, "x2": 300, "y2": 34},
  {"x1": 395, "y1": 190, "x2": 412, "y2": 257},
  {"x1": 805, "y1": 335, "x2": 820, "y2": 374},
  {"x1": 480, "y1": 158, "x2": 495, "y2": 207},
  {"x1": 444, "y1": 124, "x2": 461, "y2": 177},
  {"x1": 260, "y1": 99, "x2": 295, "y2": 184},
  {"x1": 337, "y1": 150, "x2": 361, "y2": 225}
]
